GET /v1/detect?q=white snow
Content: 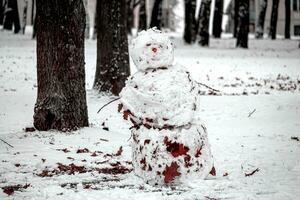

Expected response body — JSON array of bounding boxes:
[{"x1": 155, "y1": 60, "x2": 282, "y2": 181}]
[{"x1": 0, "y1": 30, "x2": 300, "y2": 199}]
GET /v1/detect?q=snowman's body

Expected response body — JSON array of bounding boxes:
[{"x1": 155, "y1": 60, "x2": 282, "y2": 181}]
[{"x1": 120, "y1": 29, "x2": 214, "y2": 185}]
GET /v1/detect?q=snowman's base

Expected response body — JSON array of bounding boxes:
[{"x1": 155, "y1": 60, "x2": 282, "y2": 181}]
[{"x1": 131, "y1": 123, "x2": 214, "y2": 186}]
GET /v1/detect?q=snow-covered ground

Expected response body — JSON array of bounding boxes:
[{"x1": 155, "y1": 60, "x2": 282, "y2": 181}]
[{"x1": 0, "y1": 31, "x2": 300, "y2": 199}]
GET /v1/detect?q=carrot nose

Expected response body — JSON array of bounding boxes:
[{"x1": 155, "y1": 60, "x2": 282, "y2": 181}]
[{"x1": 152, "y1": 47, "x2": 157, "y2": 53}]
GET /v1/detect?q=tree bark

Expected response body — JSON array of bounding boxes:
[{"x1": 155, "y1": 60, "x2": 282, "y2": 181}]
[
  {"x1": 138, "y1": 0, "x2": 147, "y2": 31},
  {"x1": 255, "y1": 0, "x2": 267, "y2": 38},
  {"x1": 197, "y1": 0, "x2": 212, "y2": 46},
  {"x1": 285, "y1": 0, "x2": 290, "y2": 39},
  {"x1": 93, "y1": 0, "x2": 130, "y2": 96},
  {"x1": 269, "y1": 0, "x2": 279, "y2": 40},
  {"x1": 233, "y1": 0, "x2": 239, "y2": 37},
  {"x1": 236, "y1": 0, "x2": 249, "y2": 48},
  {"x1": 150, "y1": 0, "x2": 163, "y2": 29},
  {"x1": 34, "y1": 0, "x2": 89, "y2": 131},
  {"x1": 183, "y1": 0, "x2": 196, "y2": 44},
  {"x1": 212, "y1": 0, "x2": 223, "y2": 38}
]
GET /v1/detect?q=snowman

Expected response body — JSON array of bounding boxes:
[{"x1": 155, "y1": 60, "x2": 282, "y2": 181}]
[{"x1": 119, "y1": 28, "x2": 215, "y2": 185}]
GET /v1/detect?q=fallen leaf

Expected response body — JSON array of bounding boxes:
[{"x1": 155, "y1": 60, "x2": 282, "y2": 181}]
[{"x1": 163, "y1": 162, "x2": 181, "y2": 184}]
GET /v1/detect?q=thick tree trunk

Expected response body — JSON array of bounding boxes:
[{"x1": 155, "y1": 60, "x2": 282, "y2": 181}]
[
  {"x1": 197, "y1": 0, "x2": 212, "y2": 46},
  {"x1": 255, "y1": 0, "x2": 267, "y2": 38},
  {"x1": 212, "y1": 0, "x2": 223, "y2": 38},
  {"x1": 233, "y1": 0, "x2": 239, "y2": 37},
  {"x1": 269, "y1": 0, "x2": 279, "y2": 40},
  {"x1": 236, "y1": 0, "x2": 249, "y2": 48},
  {"x1": 93, "y1": 0, "x2": 130, "y2": 96},
  {"x1": 183, "y1": 0, "x2": 196, "y2": 44},
  {"x1": 34, "y1": 0, "x2": 89, "y2": 131},
  {"x1": 285, "y1": 0, "x2": 290, "y2": 39},
  {"x1": 150, "y1": 0, "x2": 163, "y2": 29},
  {"x1": 138, "y1": 0, "x2": 147, "y2": 31},
  {"x1": 22, "y1": 0, "x2": 28, "y2": 34}
]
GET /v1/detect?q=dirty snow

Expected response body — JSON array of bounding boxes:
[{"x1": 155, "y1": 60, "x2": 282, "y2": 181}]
[{"x1": 0, "y1": 29, "x2": 300, "y2": 199}]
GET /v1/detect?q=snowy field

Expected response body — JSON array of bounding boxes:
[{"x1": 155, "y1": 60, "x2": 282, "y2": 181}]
[{"x1": 0, "y1": 31, "x2": 300, "y2": 199}]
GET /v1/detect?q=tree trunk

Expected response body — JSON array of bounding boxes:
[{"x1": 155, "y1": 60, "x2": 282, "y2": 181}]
[
  {"x1": 269, "y1": 0, "x2": 279, "y2": 40},
  {"x1": 84, "y1": 0, "x2": 90, "y2": 39},
  {"x1": 127, "y1": 0, "x2": 134, "y2": 34},
  {"x1": 0, "y1": 0, "x2": 4, "y2": 25},
  {"x1": 183, "y1": 0, "x2": 196, "y2": 44},
  {"x1": 197, "y1": 0, "x2": 212, "y2": 46},
  {"x1": 236, "y1": 0, "x2": 249, "y2": 48},
  {"x1": 31, "y1": 0, "x2": 34, "y2": 25},
  {"x1": 285, "y1": 0, "x2": 290, "y2": 39},
  {"x1": 138, "y1": 0, "x2": 147, "y2": 31},
  {"x1": 12, "y1": 0, "x2": 20, "y2": 33},
  {"x1": 34, "y1": 0, "x2": 89, "y2": 131},
  {"x1": 3, "y1": 0, "x2": 20, "y2": 33},
  {"x1": 150, "y1": 0, "x2": 163, "y2": 29},
  {"x1": 233, "y1": 0, "x2": 239, "y2": 37},
  {"x1": 255, "y1": 0, "x2": 267, "y2": 38},
  {"x1": 93, "y1": 0, "x2": 130, "y2": 96},
  {"x1": 22, "y1": 0, "x2": 28, "y2": 34},
  {"x1": 212, "y1": 0, "x2": 223, "y2": 38},
  {"x1": 92, "y1": 1, "x2": 97, "y2": 40}
]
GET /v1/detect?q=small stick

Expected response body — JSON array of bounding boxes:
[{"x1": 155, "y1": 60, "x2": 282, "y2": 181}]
[
  {"x1": 97, "y1": 97, "x2": 121, "y2": 113},
  {"x1": 0, "y1": 138, "x2": 14, "y2": 148},
  {"x1": 245, "y1": 168, "x2": 259, "y2": 177},
  {"x1": 248, "y1": 109, "x2": 256, "y2": 118},
  {"x1": 196, "y1": 81, "x2": 220, "y2": 93}
]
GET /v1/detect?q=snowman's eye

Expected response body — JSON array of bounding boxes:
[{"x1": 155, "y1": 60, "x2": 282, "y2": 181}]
[{"x1": 146, "y1": 43, "x2": 151, "y2": 46}]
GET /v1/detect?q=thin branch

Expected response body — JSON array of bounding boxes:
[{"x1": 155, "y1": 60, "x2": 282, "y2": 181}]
[
  {"x1": 245, "y1": 168, "x2": 259, "y2": 177},
  {"x1": 248, "y1": 109, "x2": 256, "y2": 118},
  {"x1": 196, "y1": 81, "x2": 220, "y2": 93},
  {"x1": 0, "y1": 138, "x2": 14, "y2": 148},
  {"x1": 97, "y1": 98, "x2": 121, "y2": 113}
]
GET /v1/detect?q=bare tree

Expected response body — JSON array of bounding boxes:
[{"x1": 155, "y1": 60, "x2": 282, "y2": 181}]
[
  {"x1": 34, "y1": 0, "x2": 89, "y2": 131},
  {"x1": 150, "y1": 0, "x2": 163, "y2": 29},
  {"x1": 93, "y1": 0, "x2": 130, "y2": 95},
  {"x1": 269, "y1": 0, "x2": 279, "y2": 39},
  {"x1": 3, "y1": 0, "x2": 20, "y2": 33},
  {"x1": 0, "y1": 0, "x2": 4, "y2": 24},
  {"x1": 197, "y1": 0, "x2": 212, "y2": 46},
  {"x1": 233, "y1": 0, "x2": 239, "y2": 37},
  {"x1": 22, "y1": 0, "x2": 28, "y2": 34},
  {"x1": 183, "y1": 0, "x2": 196, "y2": 43},
  {"x1": 255, "y1": 0, "x2": 268, "y2": 38},
  {"x1": 212, "y1": 0, "x2": 223, "y2": 38},
  {"x1": 285, "y1": 0, "x2": 290, "y2": 39},
  {"x1": 139, "y1": 0, "x2": 147, "y2": 31},
  {"x1": 236, "y1": 0, "x2": 249, "y2": 48}
]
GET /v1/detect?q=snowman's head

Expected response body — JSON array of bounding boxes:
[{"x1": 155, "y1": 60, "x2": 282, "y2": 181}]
[{"x1": 131, "y1": 28, "x2": 174, "y2": 71}]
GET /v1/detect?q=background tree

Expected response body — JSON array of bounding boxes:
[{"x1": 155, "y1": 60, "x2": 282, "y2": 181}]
[
  {"x1": 3, "y1": 0, "x2": 20, "y2": 33},
  {"x1": 0, "y1": 0, "x2": 4, "y2": 25},
  {"x1": 285, "y1": 0, "x2": 290, "y2": 39},
  {"x1": 255, "y1": 0, "x2": 268, "y2": 38},
  {"x1": 150, "y1": 0, "x2": 163, "y2": 29},
  {"x1": 236, "y1": 0, "x2": 249, "y2": 48},
  {"x1": 197, "y1": 0, "x2": 212, "y2": 46},
  {"x1": 138, "y1": 0, "x2": 147, "y2": 31},
  {"x1": 92, "y1": 1, "x2": 97, "y2": 39},
  {"x1": 183, "y1": 0, "x2": 196, "y2": 44},
  {"x1": 269, "y1": 0, "x2": 279, "y2": 39},
  {"x1": 22, "y1": 0, "x2": 28, "y2": 34},
  {"x1": 233, "y1": 0, "x2": 239, "y2": 37},
  {"x1": 212, "y1": 0, "x2": 223, "y2": 38},
  {"x1": 93, "y1": 0, "x2": 130, "y2": 96},
  {"x1": 34, "y1": 0, "x2": 89, "y2": 131},
  {"x1": 84, "y1": 0, "x2": 90, "y2": 39}
]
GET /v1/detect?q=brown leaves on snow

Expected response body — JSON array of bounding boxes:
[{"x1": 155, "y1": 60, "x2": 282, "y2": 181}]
[
  {"x1": 2, "y1": 184, "x2": 30, "y2": 196},
  {"x1": 163, "y1": 162, "x2": 181, "y2": 184}
]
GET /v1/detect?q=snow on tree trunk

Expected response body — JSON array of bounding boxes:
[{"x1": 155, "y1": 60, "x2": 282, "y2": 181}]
[
  {"x1": 269, "y1": 0, "x2": 279, "y2": 40},
  {"x1": 236, "y1": 0, "x2": 249, "y2": 48},
  {"x1": 197, "y1": 0, "x2": 212, "y2": 46},
  {"x1": 255, "y1": 0, "x2": 267, "y2": 38},
  {"x1": 285, "y1": 0, "x2": 290, "y2": 39},
  {"x1": 119, "y1": 28, "x2": 215, "y2": 186},
  {"x1": 138, "y1": 0, "x2": 147, "y2": 31},
  {"x1": 34, "y1": 0, "x2": 89, "y2": 131},
  {"x1": 212, "y1": 0, "x2": 223, "y2": 38},
  {"x1": 22, "y1": 0, "x2": 28, "y2": 34},
  {"x1": 150, "y1": 0, "x2": 163, "y2": 29},
  {"x1": 234, "y1": 0, "x2": 239, "y2": 37},
  {"x1": 183, "y1": 0, "x2": 197, "y2": 44},
  {"x1": 93, "y1": 0, "x2": 130, "y2": 96}
]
